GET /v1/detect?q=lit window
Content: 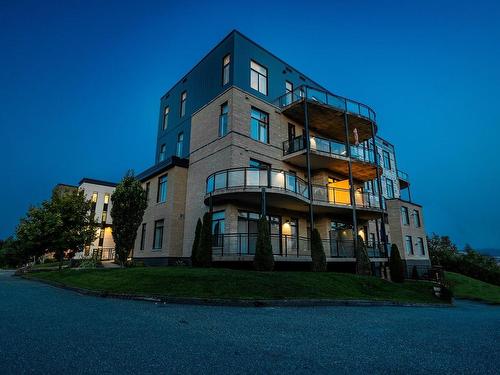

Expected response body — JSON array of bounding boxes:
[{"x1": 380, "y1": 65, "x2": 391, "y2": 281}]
[
  {"x1": 91, "y1": 192, "x2": 98, "y2": 203},
  {"x1": 416, "y1": 237, "x2": 425, "y2": 255},
  {"x1": 386, "y1": 179, "x2": 394, "y2": 198},
  {"x1": 159, "y1": 144, "x2": 166, "y2": 162},
  {"x1": 101, "y1": 212, "x2": 107, "y2": 223},
  {"x1": 382, "y1": 150, "x2": 391, "y2": 170},
  {"x1": 153, "y1": 220, "x2": 164, "y2": 249},
  {"x1": 162, "y1": 106, "x2": 169, "y2": 130},
  {"x1": 157, "y1": 175, "x2": 168, "y2": 203},
  {"x1": 222, "y1": 54, "x2": 230, "y2": 86},
  {"x1": 401, "y1": 206, "x2": 409, "y2": 225},
  {"x1": 405, "y1": 235, "x2": 413, "y2": 255},
  {"x1": 219, "y1": 102, "x2": 228, "y2": 137},
  {"x1": 104, "y1": 193, "x2": 110, "y2": 205},
  {"x1": 180, "y1": 91, "x2": 187, "y2": 117},
  {"x1": 140, "y1": 223, "x2": 146, "y2": 250},
  {"x1": 250, "y1": 107, "x2": 269, "y2": 143},
  {"x1": 250, "y1": 61, "x2": 268, "y2": 95},
  {"x1": 413, "y1": 210, "x2": 421, "y2": 227},
  {"x1": 176, "y1": 133, "x2": 184, "y2": 157}
]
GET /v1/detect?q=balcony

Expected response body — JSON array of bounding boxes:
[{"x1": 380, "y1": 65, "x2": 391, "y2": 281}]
[
  {"x1": 283, "y1": 135, "x2": 381, "y2": 181},
  {"x1": 205, "y1": 168, "x2": 382, "y2": 220},
  {"x1": 274, "y1": 85, "x2": 377, "y2": 144},
  {"x1": 397, "y1": 169, "x2": 410, "y2": 189},
  {"x1": 212, "y1": 233, "x2": 387, "y2": 260}
]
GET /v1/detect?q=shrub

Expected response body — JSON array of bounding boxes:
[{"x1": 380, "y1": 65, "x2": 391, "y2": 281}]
[
  {"x1": 197, "y1": 212, "x2": 213, "y2": 268},
  {"x1": 438, "y1": 284, "x2": 454, "y2": 303},
  {"x1": 389, "y1": 244, "x2": 405, "y2": 283},
  {"x1": 355, "y1": 235, "x2": 372, "y2": 276},
  {"x1": 191, "y1": 218, "x2": 202, "y2": 267},
  {"x1": 411, "y1": 265, "x2": 419, "y2": 280},
  {"x1": 79, "y1": 258, "x2": 101, "y2": 269},
  {"x1": 310, "y1": 228, "x2": 326, "y2": 272},
  {"x1": 253, "y1": 217, "x2": 274, "y2": 271}
]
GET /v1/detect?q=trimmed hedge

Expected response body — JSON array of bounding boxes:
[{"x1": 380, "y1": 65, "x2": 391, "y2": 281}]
[{"x1": 310, "y1": 229, "x2": 326, "y2": 272}]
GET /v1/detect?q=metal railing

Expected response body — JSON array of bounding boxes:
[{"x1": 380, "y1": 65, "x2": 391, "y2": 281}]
[
  {"x1": 283, "y1": 135, "x2": 376, "y2": 164},
  {"x1": 206, "y1": 167, "x2": 381, "y2": 209},
  {"x1": 212, "y1": 233, "x2": 387, "y2": 258},
  {"x1": 397, "y1": 169, "x2": 409, "y2": 181},
  {"x1": 92, "y1": 247, "x2": 115, "y2": 261},
  {"x1": 274, "y1": 85, "x2": 376, "y2": 122}
]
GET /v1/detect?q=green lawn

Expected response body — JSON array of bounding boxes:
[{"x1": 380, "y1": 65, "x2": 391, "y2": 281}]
[
  {"x1": 31, "y1": 261, "x2": 70, "y2": 270},
  {"x1": 25, "y1": 267, "x2": 444, "y2": 304},
  {"x1": 446, "y1": 272, "x2": 500, "y2": 304}
]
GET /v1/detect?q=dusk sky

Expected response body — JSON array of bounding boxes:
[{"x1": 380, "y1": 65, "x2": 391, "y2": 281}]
[{"x1": 1, "y1": 0, "x2": 499, "y2": 249}]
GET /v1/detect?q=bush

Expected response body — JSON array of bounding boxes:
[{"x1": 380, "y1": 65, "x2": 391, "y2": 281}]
[
  {"x1": 197, "y1": 212, "x2": 213, "y2": 268},
  {"x1": 253, "y1": 217, "x2": 274, "y2": 271},
  {"x1": 191, "y1": 218, "x2": 202, "y2": 267},
  {"x1": 79, "y1": 258, "x2": 101, "y2": 269},
  {"x1": 355, "y1": 235, "x2": 372, "y2": 276},
  {"x1": 389, "y1": 244, "x2": 405, "y2": 283},
  {"x1": 438, "y1": 284, "x2": 454, "y2": 303},
  {"x1": 411, "y1": 265, "x2": 419, "y2": 280},
  {"x1": 310, "y1": 229, "x2": 326, "y2": 272}
]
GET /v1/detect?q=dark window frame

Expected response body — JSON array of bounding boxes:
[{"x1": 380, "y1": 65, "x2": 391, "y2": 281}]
[
  {"x1": 180, "y1": 91, "x2": 187, "y2": 117},
  {"x1": 140, "y1": 223, "x2": 146, "y2": 250},
  {"x1": 157, "y1": 174, "x2": 168, "y2": 203},
  {"x1": 222, "y1": 54, "x2": 230, "y2": 86},
  {"x1": 162, "y1": 106, "x2": 169, "y2": 130},
  {"x1": 250, "y1": 60, "x2": 268, "y2": 95},
  {"x1": 219, "y1": 102, "x2": 229, "y2": 137},
  {"x1": 153, "y1": 219, "x2": 164, "y2": 249},
  {"x1": 176, "y1": 132, "x2": 184, "y2": 157},
  {"x1": 250, "y1": 107, "x2": 269, "y2": 144}
]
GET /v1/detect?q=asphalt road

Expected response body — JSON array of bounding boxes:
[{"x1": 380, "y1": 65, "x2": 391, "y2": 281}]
[{"x1": 0, "y1": 270, "x2": 498, "y2": 374}]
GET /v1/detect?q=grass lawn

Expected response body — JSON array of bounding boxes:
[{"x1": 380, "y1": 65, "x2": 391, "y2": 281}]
[
  {"x1": 25, "y1": 267, "x2": 444, "y2": 304},
  {"x1": 446, "y1": 272, "x2": 500, "y2": 304},
  {"x1": 31, "y1": 261, "x2": 70, "y2": 270}
]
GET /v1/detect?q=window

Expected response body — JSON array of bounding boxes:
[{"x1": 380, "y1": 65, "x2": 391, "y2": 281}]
[
  {"x1": 157, "y1": 175, "x2": 168, "y2": 203},
  {"x1": 250, "y1": 107, "x2": 269, "y2": 143},
  {"x1": 104, "y1": 193, "x2": 110, "y2": 205},
  {"x1": 386, "y1": 179, "x2": 394, "y2": 198},
  {"x1": 180, "y1": 91, "x2": 187, "y2": 117},
  {"x1": 162, "y1": 106, "x2": 169, "y2": 130},
  {"x1": 145, "y1": 182, "x2": 150, "y2": 201},
  {"x1": 250, "y1": 60, "x2": 268, "y2": 95},
  {"x1": 416, "y1": 237, "x2": 425, "y2": 255},
  {"x1": 219, "y1": 102, "x2": 228, "y2": 137},
  {"x1": 369, "y1": 233, "x2": 376, "y2": 246},
  {"x1": 101, "y1": 212, "x2": 107, "y2": 223},
  {"x1": 401, "y1": 206, "x2": 409, "y2": 225},
  {"x1": 153, "y1": 220, "x2": 164, "y2": 249},
  {"x1": 159, "y1": 144, "x2": 166, "y2": 162},
  {"x1": 285, "y1": 81, "x2": 293, "y2": 105},
  {"x1": 91, "y1": 192, "x2": 98, "y2": 203},
  {"x1": 140, "y1": 223, "x2": 146, "y2": 250},
  {"x1": 249, "y1": 158, "x2": 270, "y2": 169},
  {"x1": 212, "y1": 211, "x2": 225, "y2": 248},
  {"x1": 222, "y1": 54, "x2": 230, "y2": 85},
  {"x1": 382, "y1": 150, "x2": 391, "y2": 169},
  {"x1": 405, "y1": 235, "x2": 414, "y2": 255},
  {"x1": 413, "y1": 209, "x2": 421, "y2": 227},
  {"x1": 176, "y1": 132, "x2": 184, "y2": 157}
]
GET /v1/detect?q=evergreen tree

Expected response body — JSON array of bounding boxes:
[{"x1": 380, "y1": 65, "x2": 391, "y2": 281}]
[
  {"x1": 253, "y1": 217, "x2": 274, "y2": 271},
  {"x1": 389, "y1": 244, "x2": 405, "y2": 282},
  {"x1": 310, "y1": 228, "x2": 326, "y2": 272},
  {"x1": 191, "y1": 218, "x2": 202, "y2": 266},
  {"x1": 411, "y1": 265, "x2": 419, "y2": 280},
  {"x1": 355, "y1": 235, "x2": 372, "y2": 276},
  {"x1": 197, "y1": 212, "x2": 213, "y2": 267}
]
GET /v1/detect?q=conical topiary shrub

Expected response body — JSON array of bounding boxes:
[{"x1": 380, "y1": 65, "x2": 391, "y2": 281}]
[
  {"x1": 191, "y1": 218, "x2": 202, "y2": 267},
  {"x1": 355, "y1": 235, "x2": 372, "y2": 276},
  {"x1": 197, "y1": 212, "x2": 213, "y2": 267},
  {"x1": 253, "y1": 217, "x2": 274, "y2": 271},
  {"x1": 389, "y1": 244, "x2": 405, "y2": 282},
  {"x1": 411, "y1": 265, "x2": 419, "y2": 280},
  {"x1": 310, "y1": 228, "x2": 327, "y2": 272}
]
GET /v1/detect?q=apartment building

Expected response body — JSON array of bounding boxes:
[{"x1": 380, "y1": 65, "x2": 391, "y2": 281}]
[{"x1": 132, "y1": 30, "x2": 431, "y2": 274}]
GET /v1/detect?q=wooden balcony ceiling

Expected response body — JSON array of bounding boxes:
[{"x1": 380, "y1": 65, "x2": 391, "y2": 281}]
[{"x1": 281, "y1": 99, "x2": 376, "y2": 143}]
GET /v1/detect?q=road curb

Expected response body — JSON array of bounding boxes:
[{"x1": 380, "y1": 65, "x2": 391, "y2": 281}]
[{"x1": 19, "y1": 274, "x2": 453, "y2": 308}]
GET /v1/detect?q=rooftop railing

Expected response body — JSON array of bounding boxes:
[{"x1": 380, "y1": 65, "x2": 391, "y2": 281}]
[{"x1": 274, "y1": 85, "x2": 376, "y2": 122}]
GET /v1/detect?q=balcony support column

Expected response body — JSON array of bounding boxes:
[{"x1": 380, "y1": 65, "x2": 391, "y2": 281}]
[
  {"x1": 303, "y1": 98, "x2": 314, "y2": 235},
  {"x1": 370, "y1": 121, "x2": 388, "y2": 254},
  {"x1": 343, "y1": 113, "x2": 358, "y2": 249}
]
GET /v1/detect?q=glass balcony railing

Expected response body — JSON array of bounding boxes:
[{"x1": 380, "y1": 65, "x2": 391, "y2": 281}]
[
  {"x1": 206, "y1": 168, "x2": 380, "y2": 210},
  {"x1": 275, "y1": 85, "x2": 376, "y2": 122},
  {"x1": 397, "y1": 169, "x2": 409, "y2": 181},
  {"x1": 283, "y1": 135, "x2": 376, "y2": 164}
]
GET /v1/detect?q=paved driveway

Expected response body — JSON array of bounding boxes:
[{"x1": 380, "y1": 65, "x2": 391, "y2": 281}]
[{"x1": 0, "y1": 270, "x2": 498, "y2": 374}]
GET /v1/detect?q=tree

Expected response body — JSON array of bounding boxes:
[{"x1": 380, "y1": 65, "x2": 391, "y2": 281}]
[
  {"x1": 191, "y1": 218, "x2": 202, "y2": 267},
  {"x1": 427, "y1": 233, "x2": 458, "y2": 266},
  {"x1": 197, "y1": 212, "x2": 213, "y2": 267},
  {"x1": 355, "y1": 235, "x2": 372, "y2": 276},
  {"x1": 389, "y1": 244, "x2": 405, "y2": 282},
  {"x1": 411, "y1": 265, "x2": 419, "y2": 280},
  {"x1": 111, "y1": 171, "x2": 148, "y2": 267},
  {"x1": 310, "y1": 228, "x2": 326, "y2": 272},
  {"x1": 0, "y1": 237, "x2": 23, "y2": 268},
  {"x1": 254, "y1": 217, "x2": 274, "y2": 271}
]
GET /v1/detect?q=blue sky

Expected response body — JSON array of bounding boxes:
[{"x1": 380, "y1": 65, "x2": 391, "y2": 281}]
[{"x1": 1, "y1": 0, "x2": 499, "y2": 249}]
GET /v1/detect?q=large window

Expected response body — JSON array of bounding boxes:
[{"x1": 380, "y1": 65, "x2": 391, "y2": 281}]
[
  {"x1": 405, "y1": 235, "x2": 414, "y2": 255},
  {"x1": 285, "y1": 81, "x2": 293, "y2": 105},
  {"x1": 159, "y1": 144, "x2": 166, "y2": 162},
  {"x1": 413, "y1": 209, "x2": 421, "y2": 227},
  {"x1": 176, "y1": 132, "x2": 184, "y2": 157},
  {"x1": 162, "y1": 106, "x2": 169, "y2": 130},
  {"x1": 386, "y1": 179, "x2": 394, "y2": 198},
  {"x1": 222, "y1": 54, "x2": 230, "y2": 86},
  {"x1": 416, "y1": 237, "x2": 425, "y2": 255},
  {"x1": 250, "y1": 60, "x2": 268, "y2": 95},
  {"x1": 219, "y1": 102, "x2": 228, "y2": 137},
  {"x1": 180, "y1": 91, "x2": 187, "y2": 117},
  {"x1": 238, "y1": 211, "x2": 280, "y2": 254},
  {"x1": 157, "y1": 175, "x2": 168, "y2": 203},
  {"x1": 140, "y1": 223, "x2": 146, "y2": 250},
  {"x1": 153, "y1": 220, "x2": 164, "y2": 249},
  {"x1": 401, "y1": 206, "x2": 409, "y2": 225},
  {"x1": 250, "y1": 107, "x2": 269, "y2": 143},
  {"x1": 382, "y1": 150, "x2": 391, "y2": 170}
]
